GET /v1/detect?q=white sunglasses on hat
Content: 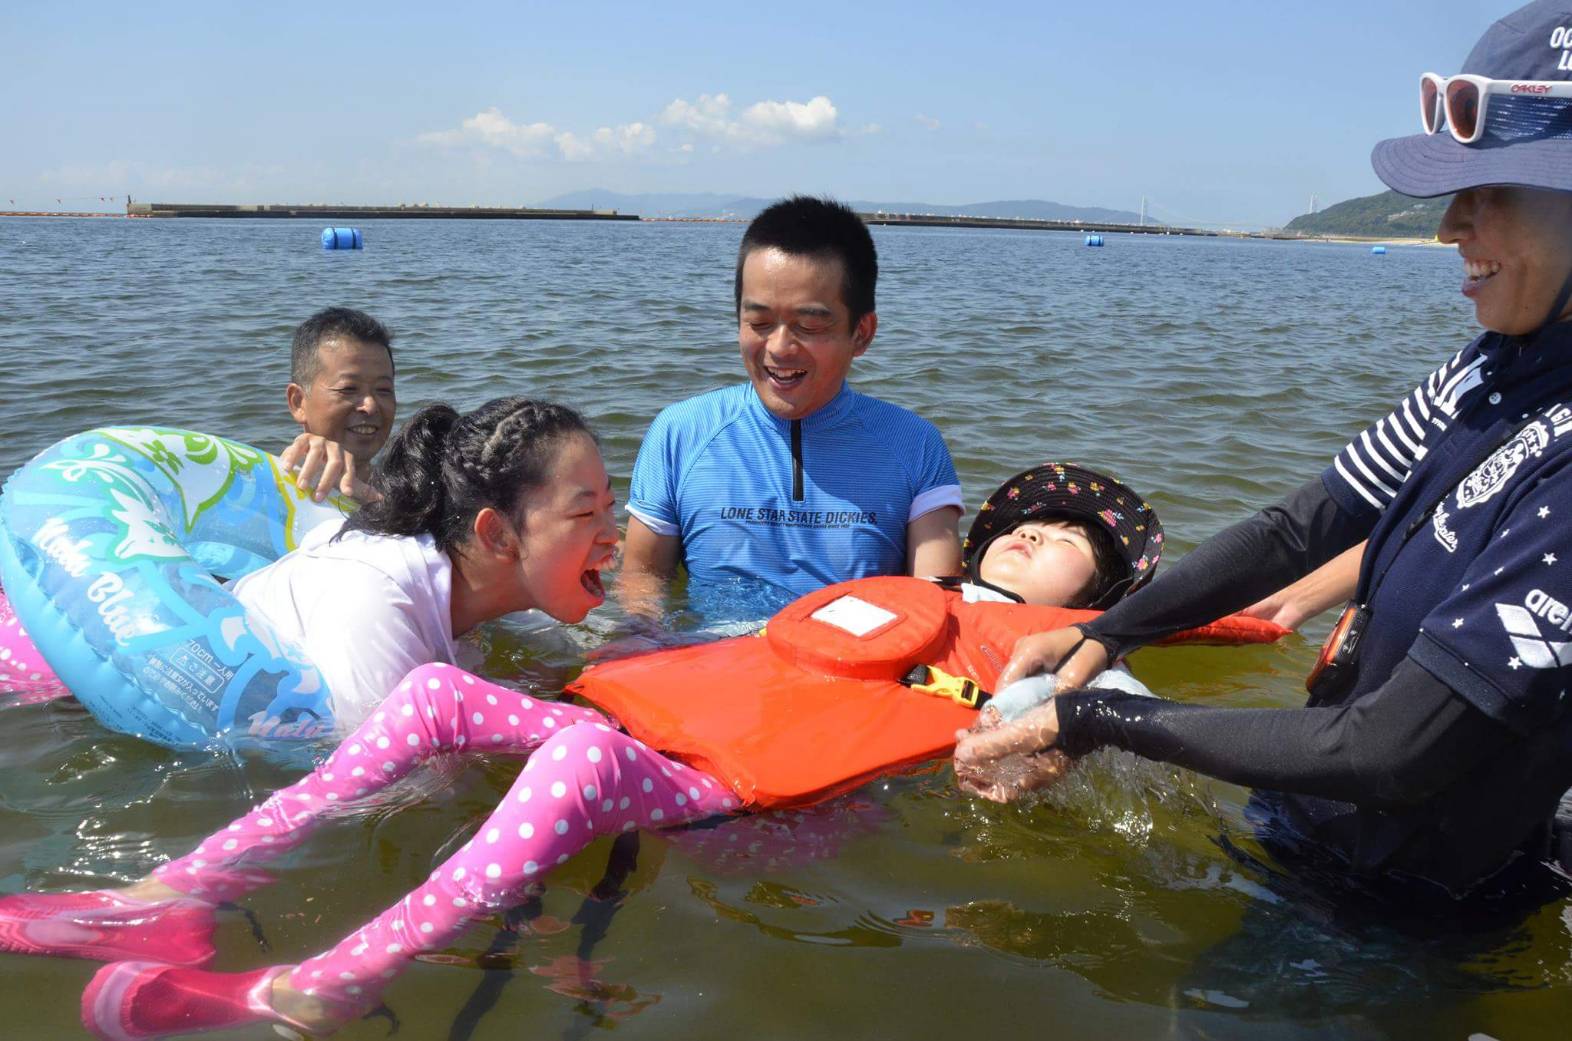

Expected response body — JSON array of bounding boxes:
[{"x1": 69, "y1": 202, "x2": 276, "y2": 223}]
[{"x1": 1421, "y1": 71, "x2": 1572, "y2": 144}]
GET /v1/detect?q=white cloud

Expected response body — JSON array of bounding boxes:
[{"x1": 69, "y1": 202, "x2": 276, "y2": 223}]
[
  {"x1": 421, "y1": 93, "x2": 844, "y2": 164},
  {"x1": 418, "y1": 107, "x2": 557, "y2": 157},
  {"x1": 915, "y1": 114, "x2": 941, "y2": 130},
  {"x1": 659, "y1": 93, "x2": 843, "y2": 147},
  {"x1": 740, "y1": 96, "x2": 839, "y2": 140},
  {"x1": 660, "y1": 93, "x2": 735, "y2": 137},
  {"x1": 598, "y1": 122, "x2": 658, "y2": 155},
  {"x1": 418, "y1": 107, "x2": 656, "y2": 162}
]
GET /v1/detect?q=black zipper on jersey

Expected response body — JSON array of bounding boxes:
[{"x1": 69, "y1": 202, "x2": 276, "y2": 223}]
[{"x1": 790, "y1": 420, "x2": 804, "y2": 501}]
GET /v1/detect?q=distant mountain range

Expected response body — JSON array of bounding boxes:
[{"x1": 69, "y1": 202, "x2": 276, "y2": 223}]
[
  {"x1": 538, "y1": 189, "x2": 1150, "y2": 225},
  {"x1": 1285, "y1": 190, "x2": 1450, "y2": 238}
]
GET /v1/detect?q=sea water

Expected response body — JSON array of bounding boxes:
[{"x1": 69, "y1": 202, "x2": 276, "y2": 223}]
[{"x1": 3, "y1": 216, "x2": 1564, "y2": 1040}]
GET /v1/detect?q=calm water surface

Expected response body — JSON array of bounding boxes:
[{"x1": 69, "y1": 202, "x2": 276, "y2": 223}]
[{"x1": 2, "y1": 217, "x2": 1567, "y2": 1040}]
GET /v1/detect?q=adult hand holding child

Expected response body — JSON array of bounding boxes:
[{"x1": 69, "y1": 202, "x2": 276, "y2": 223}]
[
  {"x1": 278, "y1": 431, "x2": 380, "y2": 503},
  {"x1": 954, "y1": 698, "x2": 1073, "y2": 803}
]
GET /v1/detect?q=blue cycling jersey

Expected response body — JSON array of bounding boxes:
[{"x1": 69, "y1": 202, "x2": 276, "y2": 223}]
[{"x1": 627, "y1": 382, "x2": 962, "y2": 599}]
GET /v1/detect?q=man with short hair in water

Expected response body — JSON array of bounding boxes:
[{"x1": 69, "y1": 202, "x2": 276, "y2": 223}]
[
  {"x1": 1, "y1": 307, "x2": 398, "y2": 702},
  {"x1": 278, "y1": 306, "x2": 398, "y2": 502},
  {"x1": 622, "y1": 196, "x2": 964, "y2": 608}
]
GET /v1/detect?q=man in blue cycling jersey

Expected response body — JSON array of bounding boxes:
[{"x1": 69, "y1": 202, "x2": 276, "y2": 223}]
[{"x1": 623, "y1": 196, "x2": 963, "y2": 604}]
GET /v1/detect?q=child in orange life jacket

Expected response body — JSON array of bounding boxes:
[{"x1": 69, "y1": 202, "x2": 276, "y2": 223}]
[
  {"x1": 21, "y1": 463, "x2": 1159, "y2": 1041},
  {"x1": 959, "y1": 461, "x2": 1161, "y2": 612},
  {"x1": 955, "y1": 463, "x2": 1164, "y2": 797}
]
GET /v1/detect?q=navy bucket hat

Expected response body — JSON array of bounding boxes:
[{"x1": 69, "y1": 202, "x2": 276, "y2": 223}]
[{"x1": 1372, "y1": 0, "x2": 1572, "y2": 197}]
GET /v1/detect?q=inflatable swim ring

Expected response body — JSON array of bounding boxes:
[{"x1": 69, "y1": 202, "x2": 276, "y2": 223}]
[
  {"x1": 0, "y1": 427, "x2": 350, "y2": 748},
  {"x1": 570, "y1": 575, "x2": 1287, "y2": 809}
]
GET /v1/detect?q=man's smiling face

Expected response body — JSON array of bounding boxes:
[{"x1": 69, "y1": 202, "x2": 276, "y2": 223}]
[
  {"x1": 737, "y1": 247, "x2": 874, "y2": 421},
  {"x1": 288, "y1": 336, "x2": 397, "y2": 460}
]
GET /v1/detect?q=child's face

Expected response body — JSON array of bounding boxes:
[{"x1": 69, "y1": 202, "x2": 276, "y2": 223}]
[
  {"x1": 977, "y1": 520, "x2": 1099, "y2": 607},
  {"x1": 511, "y1": 433, "x2": 620, "y2": 623},
  {"x1": 288, "y1": 337, "x2": 396, "y2": 461}
]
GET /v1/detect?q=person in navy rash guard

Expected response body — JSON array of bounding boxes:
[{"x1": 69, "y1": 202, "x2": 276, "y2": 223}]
[
  {"x1": 956, "y1": 0, "x2": 1572, "y2": 901},
  {"x1": 621, "y1": 196, "x2": 964, "y2": 608}
]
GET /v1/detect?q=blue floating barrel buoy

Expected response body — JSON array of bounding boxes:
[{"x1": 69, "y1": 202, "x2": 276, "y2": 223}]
[
  {"x1": 1370, "y1": 245, "x2": 1388, "y2": 255},
  {"x1": 1084, "y1": 234, "x2": 1104, "y2": 247},
  {"x1": 321, "y1": 227, "x2": 363, "y2": 250}
]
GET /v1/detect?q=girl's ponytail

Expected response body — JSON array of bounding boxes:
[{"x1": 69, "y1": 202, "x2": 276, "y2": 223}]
[{"x1": 343, "y1": 404, "x2": 460, "y2": 540}]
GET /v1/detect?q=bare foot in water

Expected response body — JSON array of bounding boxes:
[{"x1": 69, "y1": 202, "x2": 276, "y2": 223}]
[
  {"x1": 118, "y1": 879, "x2": 192, "y2": 905},
  {"x1": 270, "y1": 975, "x2": 348, "y2": 1034}
]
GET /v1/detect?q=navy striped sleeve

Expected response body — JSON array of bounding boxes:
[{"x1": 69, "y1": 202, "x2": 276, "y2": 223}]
[{"x1": 1324, "y1": 343, "x2": 1489, "y2": 516}]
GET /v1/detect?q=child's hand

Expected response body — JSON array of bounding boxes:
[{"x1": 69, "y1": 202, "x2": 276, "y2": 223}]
[{"x1": 279, "y1": 434, "x2": 379, "y2": 503}]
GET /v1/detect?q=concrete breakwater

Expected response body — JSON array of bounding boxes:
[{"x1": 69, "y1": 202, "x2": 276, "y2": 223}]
[
  {"x1": 126, "y1": 201, "x2": 639, "y2": 221},
  {"x1": 859, "y1": 212, "x2": 1307, "y2": 240},
  {"x1": 861, "y1": 211, "x2": 1208, "y2": 235}
]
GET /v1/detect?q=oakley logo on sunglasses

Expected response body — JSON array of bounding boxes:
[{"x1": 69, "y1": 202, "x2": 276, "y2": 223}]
[{"x1": 1513, "y1": 84, "x2": 1553, "y2": 94}]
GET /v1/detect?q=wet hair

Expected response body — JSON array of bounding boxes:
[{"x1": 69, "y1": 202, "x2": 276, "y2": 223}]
[
  {"x1": 734, "y1": 196, "x2": 878, "y2": 327},
  {"x1": 342, "y1": 397, "x2": 594, "y2": 557},
  {"x1": 290, "y1": 307, "x2": 395, "y2": 387}
]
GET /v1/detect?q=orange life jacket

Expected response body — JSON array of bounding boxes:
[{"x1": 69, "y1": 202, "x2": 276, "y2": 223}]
[{"x1": 569, "y1": 576, "x2": 1285, "y2": 810}]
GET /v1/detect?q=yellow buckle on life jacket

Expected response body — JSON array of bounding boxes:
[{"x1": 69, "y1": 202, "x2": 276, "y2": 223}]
[
  {"x1": 759, "y1": 628, "x2": 989, "y2": 709},
  {"x1": 901, "y1": 664, "x2": 990, "y2": 709}
]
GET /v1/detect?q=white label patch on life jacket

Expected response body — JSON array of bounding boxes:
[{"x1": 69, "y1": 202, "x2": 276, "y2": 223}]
[{"x1": 810, "y1": 595, "x2": 898, "y2": 638}]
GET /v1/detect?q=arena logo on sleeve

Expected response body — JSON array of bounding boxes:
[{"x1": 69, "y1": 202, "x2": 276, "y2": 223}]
[{"x1": 1495, "y1": 589, "x2": 1572, "y2": 669}]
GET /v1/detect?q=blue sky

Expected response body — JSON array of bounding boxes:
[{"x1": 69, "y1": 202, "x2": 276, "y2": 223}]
[{"x1": 1, "y1": 1, "x2": 1506, "y2": 228}]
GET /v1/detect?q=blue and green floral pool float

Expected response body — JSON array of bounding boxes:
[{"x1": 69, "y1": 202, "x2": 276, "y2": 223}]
[{"x1": 0, "y1": 427, "x2": 350, "y2": 749}]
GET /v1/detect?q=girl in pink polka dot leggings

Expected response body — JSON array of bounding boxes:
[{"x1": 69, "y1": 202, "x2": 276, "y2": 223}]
[
  {"x1": 75, "y1": 661, "x2": 740, "y2": 1039},
  {"x1": 0, "y1": 397, "x2": 687, "y2": 1039}
]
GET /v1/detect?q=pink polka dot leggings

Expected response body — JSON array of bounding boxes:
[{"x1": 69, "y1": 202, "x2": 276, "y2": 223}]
[
  {"x1": 0, "y1": 587, "x2": 72, "y2": 706},
  {"x1": 152, "y1": 663, "x2": 739, "y2": 1017}
]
